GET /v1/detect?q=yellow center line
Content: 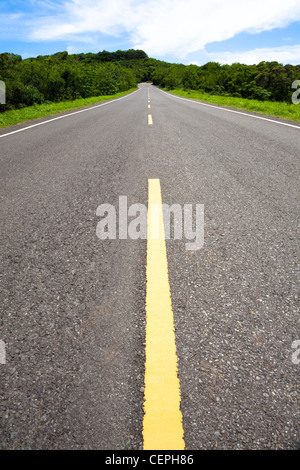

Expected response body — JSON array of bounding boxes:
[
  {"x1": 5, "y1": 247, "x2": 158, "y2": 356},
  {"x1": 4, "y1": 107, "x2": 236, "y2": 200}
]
[
  {"x1": 148, "y1": 114, "x2": 153, "y2": 125},
  {"x1": 143, "y1": 179, "x2": 185, "y2": 450}
]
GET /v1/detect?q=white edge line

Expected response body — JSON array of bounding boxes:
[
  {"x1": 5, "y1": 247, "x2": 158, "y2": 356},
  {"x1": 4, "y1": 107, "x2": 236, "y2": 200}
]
[
  {"x1": 160, "y1": 89, "x2": 300, "y2": 130},
  {"x1": 0, "y1": 89, "x2": 141, "y2": 139}
]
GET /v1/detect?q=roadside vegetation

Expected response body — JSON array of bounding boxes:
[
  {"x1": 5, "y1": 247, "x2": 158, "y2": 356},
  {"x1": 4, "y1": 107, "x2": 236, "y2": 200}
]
[
  {"x1": 165, "y1": 89, "x2": 300, "y2": 122},
  {"x1": 0, "y1": 89, "x2": 137, "y2": 128},
  {"x1": 1, "y1": 48, "x2": 299, "y2": 127}
]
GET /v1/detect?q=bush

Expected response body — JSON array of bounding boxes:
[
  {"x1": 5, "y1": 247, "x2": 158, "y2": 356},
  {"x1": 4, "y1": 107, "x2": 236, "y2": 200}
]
[
  {"x1": 240, "y1": 81, "x2": 271, "y2": 101},
  {"x1": 5, "y1": 81, "x2": 44, "y2": 108}
]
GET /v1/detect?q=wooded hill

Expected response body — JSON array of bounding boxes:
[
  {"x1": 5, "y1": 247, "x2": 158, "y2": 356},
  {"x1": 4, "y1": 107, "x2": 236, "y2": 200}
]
[{"x1": 0, "y1": 48, "x2": 299, "y2": 110}]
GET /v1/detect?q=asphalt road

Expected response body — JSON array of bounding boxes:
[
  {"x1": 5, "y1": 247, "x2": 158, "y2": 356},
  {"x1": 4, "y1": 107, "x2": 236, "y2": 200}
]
[{"x1": 0, "y1": 84, "x2": 299, "y2": 450}]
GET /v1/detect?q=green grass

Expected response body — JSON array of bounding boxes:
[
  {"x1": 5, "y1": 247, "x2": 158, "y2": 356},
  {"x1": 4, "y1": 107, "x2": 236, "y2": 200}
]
[
  {"x1": 165, "y1": 88, "x2": 300, "y2": 123},
  {"x1": 0, "y1": 88, "x2": 138, "y2": 128}
]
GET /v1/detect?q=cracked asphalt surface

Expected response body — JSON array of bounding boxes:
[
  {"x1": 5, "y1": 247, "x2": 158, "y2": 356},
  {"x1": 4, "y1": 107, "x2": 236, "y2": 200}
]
[{"x1": 0, "y1": 84, "x2": 299, "y2": 449}]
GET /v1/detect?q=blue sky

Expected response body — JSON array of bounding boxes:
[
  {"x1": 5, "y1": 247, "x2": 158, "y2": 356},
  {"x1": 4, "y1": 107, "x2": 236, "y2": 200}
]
[{"x1": 1, "y1": 0, "x2": 300, "y2": 65}]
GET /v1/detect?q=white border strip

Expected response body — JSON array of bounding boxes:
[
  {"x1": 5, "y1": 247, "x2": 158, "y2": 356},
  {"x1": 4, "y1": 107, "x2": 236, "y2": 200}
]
[
  {"x1": 0, "y1": 89, "x2": 141, "y2": 139},
  {"x1": 160, "y1": 89, "x2": 300, "y2": 130}
]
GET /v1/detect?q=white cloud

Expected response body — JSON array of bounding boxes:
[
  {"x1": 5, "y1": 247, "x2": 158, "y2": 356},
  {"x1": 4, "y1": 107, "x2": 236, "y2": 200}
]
[
  {"x1": 29, "y1": 0, "x2": 300, "y2": 58},
  {"x1": 208, "y1": 44, "x2": 300, "y2": 65}
]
